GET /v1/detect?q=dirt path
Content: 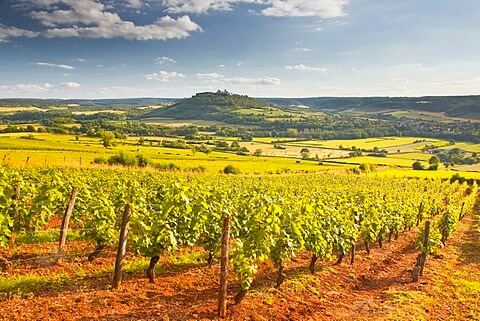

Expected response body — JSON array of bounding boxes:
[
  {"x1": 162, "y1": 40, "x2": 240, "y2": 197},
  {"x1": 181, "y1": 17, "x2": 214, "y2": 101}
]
[
  {"x1": 363, "y1": 205, "x2": 480, "y2": 320},
  {"x1": 1, "y1": 208, "x2": 478, "y2": 320}
]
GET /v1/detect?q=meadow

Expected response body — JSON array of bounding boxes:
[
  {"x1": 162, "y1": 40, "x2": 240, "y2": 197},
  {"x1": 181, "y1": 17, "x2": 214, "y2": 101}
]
[{"x1": 1, "y1": 132, "x2": 479, "y2": 178}]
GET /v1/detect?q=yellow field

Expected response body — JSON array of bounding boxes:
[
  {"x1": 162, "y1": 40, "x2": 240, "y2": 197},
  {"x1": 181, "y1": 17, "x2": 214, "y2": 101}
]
[
  {"x1": 373, "y1": 169, "x2": 480, "y2": 180},
  {"x1": 1, "y1": 133, "x2": 478, "y2": 178},
  {"x1": 439, "y1": 142, "x2": 480, "y2": 153},
  {"x1": 0, "y1": 133, "x2": 351, "y2": 174},
  {"x1": 71, "y1": 110, "x2": 126, "y2": 115},
  {"x1": 284, "y1": 137, "x2": 448, "y2": 152},
  {"x1": 330, "y1": 155, "x2": 423, "y2": 168},
  {"x1": 0, "y1": 107, "x2": 44, "y2": 112},
  {"x1": 142, "y1": 118, "x2": 226, "y2": 127}
]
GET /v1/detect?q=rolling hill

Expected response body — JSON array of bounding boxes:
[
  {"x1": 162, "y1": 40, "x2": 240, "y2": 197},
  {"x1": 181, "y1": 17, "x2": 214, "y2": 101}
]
[
  {"x1": 142, "y1": 91, "x2": 271, "y2": 120},
  {"x1": 259, "y1": 96, "x2": 480, "y2": 120}
]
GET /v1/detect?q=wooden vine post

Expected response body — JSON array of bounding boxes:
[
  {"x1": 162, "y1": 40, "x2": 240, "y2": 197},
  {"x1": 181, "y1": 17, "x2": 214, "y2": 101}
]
[
  {"x1": 56, "y1": 187, "x2": 78, "y2": 264},
  {"x1": 459, "y1": 202, "x2": 466, "y2": 221},
  {"x1": 419, "y1": 220, "x2": 431, "y2": 276},
  {"x1": 413, "y1": 220, "x2": 431, "y2": 282},
  {"x1": 218, "y1": 215, "x2": 231, "y2": 319},
  {"x1": 112, "y1": 203, "x2": 132, "y2": 290}
]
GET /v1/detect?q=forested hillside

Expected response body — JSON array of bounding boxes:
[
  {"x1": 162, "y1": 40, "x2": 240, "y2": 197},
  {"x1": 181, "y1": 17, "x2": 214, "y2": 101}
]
[
  {"x1": 260, "y1": 96, "x2": 480, "y2": 119},
  {"x1": 142, "y1": 91, "x2": 270, "y2": 120}
]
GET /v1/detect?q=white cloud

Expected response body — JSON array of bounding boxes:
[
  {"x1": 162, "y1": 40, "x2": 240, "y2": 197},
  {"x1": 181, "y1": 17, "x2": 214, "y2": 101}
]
[
  {"x1": 195, "y1": 72, "x2": 225, "y2": 80},
  {"x1": 145, "y1": 70, "x2": 186, "y2": 82},
  {"x1": 161, "y1": 0, "x2": 349, "y2": 18},
  {"x1": 2, "y1": 0, "x2": 201, "y2": 41},
  {"x1": 285, "y1": 64, "x2": 328, "y2": 74},
  {"x1": 155, "y1": 56, "x2": 177, "y2": 65},
  {"x1": 0, "y1": 83, "x2": 54, "y2": 94},
  {"x1": 162, "y1": 0, "x2": 236, "y2": 14},
  {"x1": 124, "y1": 0, "x2": 143, "y2": 8},
  {"x1": 195, "y1": 72, "x2": 280, "y2": 86},
  {"x1": 262, "y1": 0, "x2": 349, "y2": 17},
  {"x1": 34, "y1": 62, "x2": 76, "y2": 70},
  {"x1": 0, "y1": 24, "x2": 38, "y2": 42},
  {"x1": 43, "y1": 15, "x2": 201, "y2": 41},
  {"x1": 391, "y1": 78, "x2": 409, "y2": 83},
  {"x1": 442, "y1": 77, "x2": 480, "y2": 86},
  {"x1": 294, "y1": 47, "x2": 311, "y2": 52},
  {"x1": 29, "y1": 0, "x2": 122, "y2": 27},
  {"x1": 62, "y1": 81, "x2": 81, "y2": 88},
  {"x1": 218, "y1": 64, "x2": 226, "y2": 69},
  {"x1": 226, "y1": 76, "x2": 281, "y2": 86}
]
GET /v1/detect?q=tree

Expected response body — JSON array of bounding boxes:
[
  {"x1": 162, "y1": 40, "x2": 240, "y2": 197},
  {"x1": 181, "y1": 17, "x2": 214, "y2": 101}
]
[
  {"x1": 286, "y1": 128, "x2": 299, "y2": 138},
  {"x1": 300, "y1": 148, "x2": 310, "y2": 154},
  {"x1": 429, "y1": 155, "x2": 440, "y2": 165},
  {"x1": 412, "y1": 161, "x2": 424, "y2": 170},
  {"x1": 253, "y1": 149, "x2": 263, "y2": 157},
  {"x1": 223, "y1": 165, "x2": 240, "y2": 174},
  {"x1": 359, "y1": 163, "x2": 376, "y2": 173},
  {"x1": 428, "y1": 155, "x2": 440, "y2": 171},
  {"x1": 100, "y1": 131, "x2": 116, "y2": 148}
]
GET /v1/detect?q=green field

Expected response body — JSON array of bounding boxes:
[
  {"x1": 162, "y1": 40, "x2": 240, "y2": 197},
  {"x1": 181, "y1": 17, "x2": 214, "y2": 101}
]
[
  {"x1": 373, "y1": 168, "x2": 480, "y2": 180},
  {"x1": 0, "y1": 106, "x2": 44, "y2": 112},
  {"x1": 1, "y1": 133, "x2": 479, "y2": 178},
  {"x1": 439, "y1": 142, "x2": 480, "y2": 153},
  {"x1": 142, "y1": 117, "x2": 227, "y2": 127},
  {"x1": 284, "y1": 137, "x2": 447, "y2": 150},
  {"x1": 0, "y1": 133, "x2": 350, "y2": 174},
  {"x1": 387, "y1": 110, "x2": 451, "y2": 122},
  {"x1": 331, "y1": 155, "x2": 422, "y2": 168}
]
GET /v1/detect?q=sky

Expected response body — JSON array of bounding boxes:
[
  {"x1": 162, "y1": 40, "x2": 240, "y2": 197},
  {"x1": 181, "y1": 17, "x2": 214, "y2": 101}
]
[{"x1": 0, "y1": 0, "x2": 480, "y2": 99}]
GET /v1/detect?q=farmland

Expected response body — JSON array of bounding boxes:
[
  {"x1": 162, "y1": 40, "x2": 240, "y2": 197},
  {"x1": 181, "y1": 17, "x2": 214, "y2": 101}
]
[
  {"x1": 0, "y1": 165, "x2": 478, "y2": 320},
  {"x1": 0, "y1": 94, "x2": 480, "y2": 320}
]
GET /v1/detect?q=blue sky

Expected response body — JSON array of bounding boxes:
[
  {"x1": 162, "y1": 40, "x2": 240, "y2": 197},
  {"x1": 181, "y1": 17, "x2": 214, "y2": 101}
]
[{"x1": 0, "y1": 0, "x2": 479, "y2": 99}]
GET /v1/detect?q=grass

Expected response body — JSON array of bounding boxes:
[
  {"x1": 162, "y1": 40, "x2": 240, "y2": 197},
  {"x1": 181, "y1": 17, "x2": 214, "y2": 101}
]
[
  {"x1": 388, "y1": 110, "x2": 451, "y2": 122},
  {"x1": 15, "y1": 229, "x2": 84, "y2": 244},
  {"x1": 124, "y1": 257, "x2": 151, "y2": 274},
  {"x1": 0, "y1": 273, "x2": 71, "y2": 298},
  {"x1": 0, "y1": 133, "x2": 352, "y2": 174},
  {"x1": 284, "y1": 137, "x2": 447, "y2": 150},
  {"x1": 0, "y1": 107, "x2": 44, "y2": 113},
  {"x1": 2, "y1": 133, "x2": 480, "y2": 177},
  {"x1": 439, "y1": 142, "x2": 480, "y2": 153},
  {"x1": 373, "y1": 169, "x2": 480, "y2": 180},
  {"x1": 141, "y1": 118, "x2": 226, "y2": 127},
  {"x1": 334, "y1": 155, "x2": 421, "y2": 167}
]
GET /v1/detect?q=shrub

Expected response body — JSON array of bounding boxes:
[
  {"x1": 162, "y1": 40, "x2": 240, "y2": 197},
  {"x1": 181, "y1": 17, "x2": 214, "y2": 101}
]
[
  {"x1": 223, "y1": 165, "x2": 241, "y2": 174},
  {"x1": 154, "y1": 163, "x2": 181, "y2": 172}
]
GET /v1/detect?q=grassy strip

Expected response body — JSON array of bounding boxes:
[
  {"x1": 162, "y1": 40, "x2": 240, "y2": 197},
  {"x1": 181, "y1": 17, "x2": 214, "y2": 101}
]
[{"x1": 15, "y1": 229, "x2": 85, "y2": 244}]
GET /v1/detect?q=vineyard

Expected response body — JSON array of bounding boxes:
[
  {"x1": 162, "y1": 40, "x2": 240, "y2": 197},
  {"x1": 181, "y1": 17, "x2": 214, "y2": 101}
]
[{"x1": 0, "y1": 166, "x2": 478, "y2": 320}]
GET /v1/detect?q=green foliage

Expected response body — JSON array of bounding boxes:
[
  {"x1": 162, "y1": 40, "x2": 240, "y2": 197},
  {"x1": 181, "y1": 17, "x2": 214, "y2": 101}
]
[
  {"x1": 144, "y1": 91, "x2": 271, "y2": 121},
  {"x1": 100, "y1": 131, "x2": 116, "y2": 148},
  {"x1": 0, "y1": 166, "x2": 475, "y2": 296},
  {"x1": 92, "y1": 151, "x2": 151, "y2": 168},
  {"x1": 412, "y1": 161, "x2": 424, "y2": 170},
  {"x1": 223, "y1": 165, "x2": 241, "y2": 174},
  {"x1": 359, "y1": 163, "x2": 377, "y2": 173},
  {"x1": 429, "y1": 155, "x2": 440, "y2": 165}
]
